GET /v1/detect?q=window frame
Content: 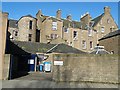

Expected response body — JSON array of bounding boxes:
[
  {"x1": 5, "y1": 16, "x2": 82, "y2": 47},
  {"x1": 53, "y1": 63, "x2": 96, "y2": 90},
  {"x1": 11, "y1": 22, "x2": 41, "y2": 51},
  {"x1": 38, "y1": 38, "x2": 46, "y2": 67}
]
[
  {"x1": 64, "y1": 28, "x2": 69, "y2": 33},
  {"x1": 29, "y1": 20, "x2": 33, "y2": 30},
  {"x1": 52, "y1": 22, "x2": 57, "y2": 30},
  {"x1": 90, "y1": 41, "x2": 93, "y2": 49},
  {"x1": 101, "y1": 26, "x2": 105, "y2": 33},
  {"x1": 73, "y1": 31, "x2": 78, "y2": 39},
  {"x1": 107, "y1": 18, "x2": 110, "y2": 24},
  {"x1": 28, "y1": 34, "x2": 32, "y2": 41},
  {"x1": 82, "y1": 40, "x2": 86, "y2": 49}
]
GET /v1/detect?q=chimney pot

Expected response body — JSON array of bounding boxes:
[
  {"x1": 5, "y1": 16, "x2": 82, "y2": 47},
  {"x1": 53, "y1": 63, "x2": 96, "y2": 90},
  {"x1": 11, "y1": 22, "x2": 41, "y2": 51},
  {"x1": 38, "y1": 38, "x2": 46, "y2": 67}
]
[
  {"x1": 104, "y1": 6, "x2": 110, "y2": 14},
  {"x1": 56, "y1": 9, "x2": 61, "y2": 19},
  {"x1": 67, "y1": 14, "x2": 72, "y2": 20}
]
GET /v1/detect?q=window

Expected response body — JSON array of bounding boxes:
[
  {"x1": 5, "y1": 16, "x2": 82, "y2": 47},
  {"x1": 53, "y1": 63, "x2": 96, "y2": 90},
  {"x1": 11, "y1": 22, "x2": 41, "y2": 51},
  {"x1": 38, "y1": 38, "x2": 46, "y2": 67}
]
[
  {"x1": 64, "y1": 28, "x2": 69, "y2": 33},
  {"x1": 29, "y1": 20, "x2": 32, "y2": 29},
  {"x1": 15, "y1": 31, "x2": 18, "y2": 36},
  {"x1": 107, "y1": 19, "x2": 110, "y2": 24},
  {"x1": 100, "y1": 20, "x2": 102, "y2": 25},
  {"x1": 90, "y1": 41, "x2": 93, "y2": 49},
  {"x1": 88, "y1": 29, "x2": 92, "y2": 36},
  {"x1": 82, "y1": 40, "x2": 86, "y2": 49},
  {"x1": 110, "y1": 26, "x2": 114, "y2": 32},
  {"x1": 101, "y1": 27, "x2": 105, "y2": 32},
  {"x1": 73, "y1": 31, "x2": 78, "y2": 38},
  {"x1": 110, "y1": 28, "x2": 113, "y2": 32},
  {"x1": 52, "y1": 22, "x2": 57, "y2": 30},
  {"x1": 28, "y1": 34, "x2": 32, "y2": 41},
  {"x1": 51, "y1": 34, "x2": 58, "y2": 39}
]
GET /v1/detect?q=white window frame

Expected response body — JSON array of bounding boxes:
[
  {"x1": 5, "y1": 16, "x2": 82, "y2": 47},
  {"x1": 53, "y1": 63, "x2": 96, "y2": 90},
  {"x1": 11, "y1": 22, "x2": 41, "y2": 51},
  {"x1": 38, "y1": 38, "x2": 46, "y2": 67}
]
[
  {"x1": 101, "y1": 26, "x2": 105, "y2": 33},
  {"x1": 73, "y1": 31, "x2": 78, "y2": 40},
  {"x1": 82, "y1": 40, "x2": 86, "y2": 49},
  {"x1": 64, "y1": 28, "x2": 69, "y2": 33},
  {"x1": 52, "y1": 22, "x2": 57, "y2": 30},
  {"x1": 88, "y1": 29, "x2": 92, "y2": 36},
  {"x1": 107, "y1": 18, "x2": 110, "y2": 24},
  {"x1": 51, "y1": 34, "x2": 58, "y2": 39}
]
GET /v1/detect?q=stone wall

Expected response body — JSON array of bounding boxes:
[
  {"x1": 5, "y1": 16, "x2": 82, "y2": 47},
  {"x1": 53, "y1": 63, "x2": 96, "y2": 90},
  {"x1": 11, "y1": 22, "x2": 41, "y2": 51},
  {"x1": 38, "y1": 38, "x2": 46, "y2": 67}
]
[
  {"x1": 0, "y1": 12, "x2": 8, "y2": 80},
  {"x1": 52, "y1": 54, "x2": 118, "y2": 83},
  {"x1": 99, "y1": 35, "x2": 120, "y2": 54},
  {"x1": 2, "y1": 54, "x2": 11, "y2": 80}
]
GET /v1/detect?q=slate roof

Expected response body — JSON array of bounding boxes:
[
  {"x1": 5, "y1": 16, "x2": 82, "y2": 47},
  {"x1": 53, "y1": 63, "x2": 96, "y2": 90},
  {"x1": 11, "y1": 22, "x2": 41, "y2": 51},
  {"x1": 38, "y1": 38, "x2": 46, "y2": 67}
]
[
  {"x1": 38, "y1": 12, "x2": 105, "y2": 29},
  {"x1": 5, "y1": 40, "x2": 30, "y2": 55},
  {"x1": 18, "y1": 14, "x2": 36, "y2": 21},
  {"x1": 92, "y1": 13, "x2": 104, "y2": 27},
  {"x1": 11, "y1": 41, "x2": 86, "y2": 54},
  {"x1": 90, "y1": 50, "x2": 110, "y2": 54},
  {"x1": 8, "y1": 19, "x2": 18, "y2": 28},
  {"x1": 99, "y1": 30, "x2": 120, "y2": 41},
  {"x1": 48, "y1": 43, "x2": 86, "y2": 54},
  {"x1": 62, "y1": 19, "x2": 81, "y2": 28}
]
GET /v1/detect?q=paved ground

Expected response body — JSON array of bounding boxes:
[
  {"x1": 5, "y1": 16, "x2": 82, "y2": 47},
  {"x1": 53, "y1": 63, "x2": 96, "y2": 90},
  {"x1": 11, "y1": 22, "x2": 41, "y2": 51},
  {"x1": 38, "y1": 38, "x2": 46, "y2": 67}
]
[{"x1": 2, "y1": 72, "x2": 119, "y2": 88}]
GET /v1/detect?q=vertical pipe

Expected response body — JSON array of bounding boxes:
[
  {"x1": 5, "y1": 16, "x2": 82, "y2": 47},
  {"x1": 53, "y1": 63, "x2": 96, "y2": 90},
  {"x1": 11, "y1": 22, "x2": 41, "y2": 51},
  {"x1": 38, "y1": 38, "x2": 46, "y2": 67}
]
[
  {"x1": 9, "y1": 54, "x2": 13, "y2": 80},
  {"x1": 34, "y1": 57, "x2": 37, "y2": 72}
]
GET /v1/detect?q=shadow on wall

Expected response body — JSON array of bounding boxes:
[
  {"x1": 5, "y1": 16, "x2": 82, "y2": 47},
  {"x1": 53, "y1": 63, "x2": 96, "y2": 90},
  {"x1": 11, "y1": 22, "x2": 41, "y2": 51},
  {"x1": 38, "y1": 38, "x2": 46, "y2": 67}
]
[{"x1": 5, "y1": 39, "x2": 31, "y2": 79}]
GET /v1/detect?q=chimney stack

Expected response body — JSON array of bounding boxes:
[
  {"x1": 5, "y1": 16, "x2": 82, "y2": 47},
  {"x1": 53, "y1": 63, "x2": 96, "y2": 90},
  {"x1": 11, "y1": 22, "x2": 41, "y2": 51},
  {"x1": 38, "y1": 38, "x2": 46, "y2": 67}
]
[
  {"x1": 67, "y1": 14, "x2": 72, "y2": 20},
  {"x1": 36, "y1": 9, "x2": 42, "y2": 17},
  {"x1": 56, "y1": 9, "x2": 61, "y2": 19},
  {"x1": 104, "y1": 6, "x2": 110, "y2": 14}
]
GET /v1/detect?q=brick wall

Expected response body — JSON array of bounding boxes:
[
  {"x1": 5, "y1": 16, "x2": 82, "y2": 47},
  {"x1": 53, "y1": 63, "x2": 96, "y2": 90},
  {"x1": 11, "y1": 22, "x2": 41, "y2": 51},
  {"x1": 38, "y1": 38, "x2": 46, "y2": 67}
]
[{"x1": 52, "y1": 54, "x2": 118, "y2": 83}]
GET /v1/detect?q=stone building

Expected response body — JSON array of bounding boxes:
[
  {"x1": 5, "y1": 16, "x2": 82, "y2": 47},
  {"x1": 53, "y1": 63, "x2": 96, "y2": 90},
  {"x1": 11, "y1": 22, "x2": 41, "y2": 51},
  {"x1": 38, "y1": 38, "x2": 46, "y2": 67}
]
[
  {"x1": 0, "y1": 12, "x2": 9, "y2": 80},
  {"x1": 8, "y1": 19, "x2": 18, "y2": 40},
  {"x1": 99, "y1": 30, "x2": 120, "y2": 54},
  {"x1": 8, "y1": 15, "x2": 37, "y2": 42},
  {"x1": 8, "y1": 6, "x2": 118, "y2": 52},
  {"x1": 18, "y1": 15, "x2": 37, "y2": 42}
]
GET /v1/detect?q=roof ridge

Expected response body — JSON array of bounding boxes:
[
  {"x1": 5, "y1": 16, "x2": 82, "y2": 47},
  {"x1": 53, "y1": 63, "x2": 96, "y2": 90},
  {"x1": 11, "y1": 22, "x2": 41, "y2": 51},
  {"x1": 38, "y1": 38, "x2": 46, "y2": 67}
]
[
  {"x1": 92, "y1": 13, "x2": 104, "y2": 21},
  {"x1": 8, "y1": 19, "x2": 18, "y2": 21}
]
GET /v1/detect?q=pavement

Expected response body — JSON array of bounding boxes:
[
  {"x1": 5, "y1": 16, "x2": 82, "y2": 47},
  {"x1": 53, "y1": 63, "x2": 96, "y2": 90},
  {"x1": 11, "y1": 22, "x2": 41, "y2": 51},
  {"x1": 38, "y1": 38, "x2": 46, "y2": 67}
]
[{"x1": 2, "y1": 72, "x2": 119, "y2": 88}]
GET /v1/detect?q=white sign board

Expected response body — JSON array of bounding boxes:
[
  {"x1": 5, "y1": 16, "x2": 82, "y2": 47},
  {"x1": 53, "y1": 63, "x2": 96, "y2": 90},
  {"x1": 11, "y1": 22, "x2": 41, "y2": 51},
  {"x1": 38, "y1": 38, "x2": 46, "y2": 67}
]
[
  {"x1": 29, "y1": 59, "x2": 34, "y2": 64},
  {"x1": 54, "y1": 61, "x2": 63, "y2": 65}
]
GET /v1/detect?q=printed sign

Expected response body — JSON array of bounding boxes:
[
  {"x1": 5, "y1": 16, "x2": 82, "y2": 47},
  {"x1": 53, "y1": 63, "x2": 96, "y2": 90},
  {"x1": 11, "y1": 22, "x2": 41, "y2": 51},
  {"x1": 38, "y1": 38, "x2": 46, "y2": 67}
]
[
  {"x1": 29, "y1": 59, "x2": 34, "y2": 64},
  {"x1": 54, "y1": 61, "x2": 63, "y2": 65}
]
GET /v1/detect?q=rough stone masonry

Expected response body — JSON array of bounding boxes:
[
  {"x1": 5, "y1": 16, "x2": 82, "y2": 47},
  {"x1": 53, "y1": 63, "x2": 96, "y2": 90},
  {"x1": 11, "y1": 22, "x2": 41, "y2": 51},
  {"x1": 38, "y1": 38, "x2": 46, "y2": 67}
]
[{"x1": 52, "y1": 54, "x2": 118, "y2": 83}]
